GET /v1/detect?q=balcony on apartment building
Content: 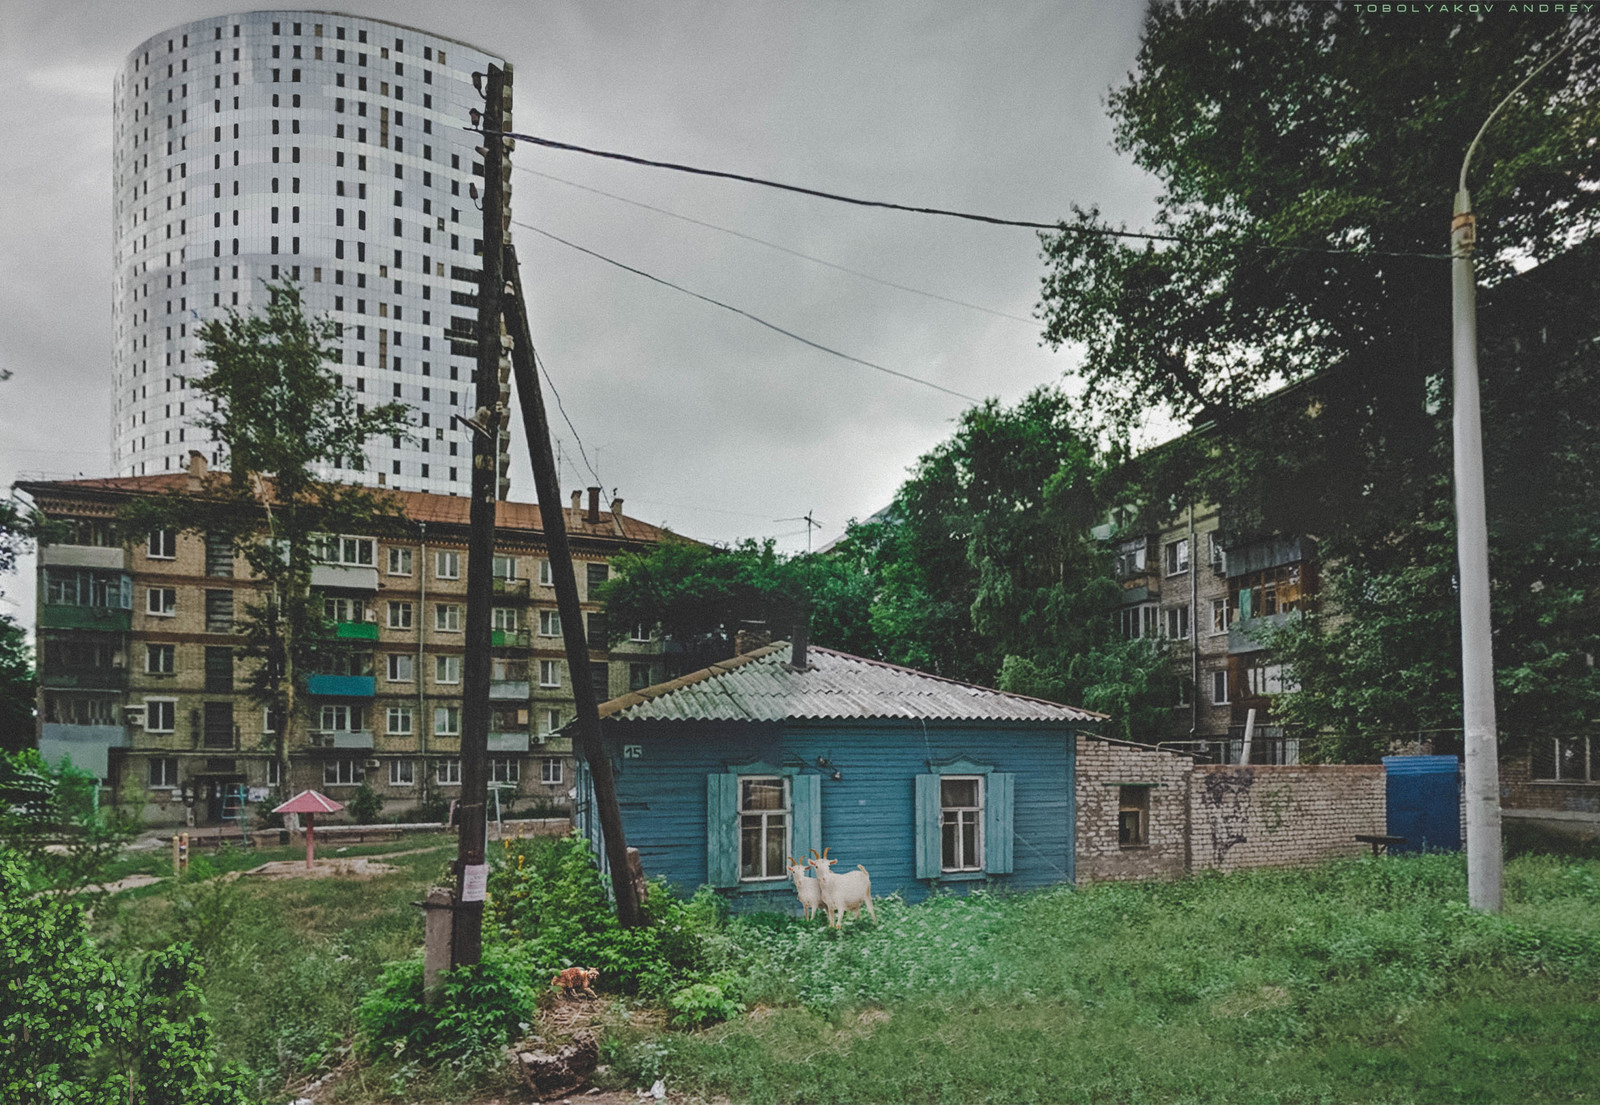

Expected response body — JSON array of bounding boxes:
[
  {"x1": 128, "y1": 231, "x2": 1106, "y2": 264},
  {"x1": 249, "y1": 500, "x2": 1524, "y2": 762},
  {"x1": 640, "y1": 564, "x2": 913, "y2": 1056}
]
[
  {"x1": 40, "y1": 544, "x2": 130, "y2": 571},
  {"x1": 40, "y1": 567, "x2": 135, "y2": 632},
  {"x1": 491, "y1": 576, "x2": 531, "y2": 600},
  {"x1": 489, "y1": 660, "x2": 531, "y2": 700},
  {"x1": 311, "y1": 563, "x2": 380, "y2": 591},
  {"x1": 308, "y1": 728, "x2": 376, "y2": 750},
  {"x1": 305, "y1": 674, "x2": 377, "y2": 697}
]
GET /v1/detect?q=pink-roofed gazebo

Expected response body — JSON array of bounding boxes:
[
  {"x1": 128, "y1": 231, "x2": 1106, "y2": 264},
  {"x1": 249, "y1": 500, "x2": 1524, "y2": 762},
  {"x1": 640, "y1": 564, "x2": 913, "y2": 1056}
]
[{"x1": 273, "y1": 790, "x2": 345, "y2": 869}]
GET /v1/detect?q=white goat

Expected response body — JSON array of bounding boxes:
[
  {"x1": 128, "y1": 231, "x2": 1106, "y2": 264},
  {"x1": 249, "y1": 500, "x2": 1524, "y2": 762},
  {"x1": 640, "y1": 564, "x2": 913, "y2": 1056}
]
[
  {"x1": 786, "y1": 855, "x2": 822, "y2": 921},
  {"x1": 808, "y1": 847, "x2": 876, "y2": 930}
]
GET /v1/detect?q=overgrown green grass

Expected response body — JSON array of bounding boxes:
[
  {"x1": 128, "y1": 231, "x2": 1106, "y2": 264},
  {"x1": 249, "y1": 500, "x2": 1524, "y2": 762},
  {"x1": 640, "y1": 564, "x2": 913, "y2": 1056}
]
[
  {"x1": 600, "y1": 852, "x2": 1600, "y2": 1104},
  {"x1": 93, "y1": 836, "x2": 458, "y2": 1098}
]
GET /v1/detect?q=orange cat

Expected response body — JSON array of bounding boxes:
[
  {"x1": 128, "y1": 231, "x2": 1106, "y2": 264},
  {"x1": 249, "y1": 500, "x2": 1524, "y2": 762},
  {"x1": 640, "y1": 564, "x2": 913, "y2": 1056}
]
[{"x1": 550, "y1": 966, "x2": 599, "y2": 998}]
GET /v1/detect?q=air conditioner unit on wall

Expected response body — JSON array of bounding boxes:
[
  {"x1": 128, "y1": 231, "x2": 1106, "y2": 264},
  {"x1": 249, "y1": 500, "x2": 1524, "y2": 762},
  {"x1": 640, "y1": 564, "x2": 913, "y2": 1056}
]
[
  {"x1": 363, "y1": 758, "x2": 380, "y2": 769},
  {"x1": 364, "y1": 609, "x2": 379, "y2": 622}
]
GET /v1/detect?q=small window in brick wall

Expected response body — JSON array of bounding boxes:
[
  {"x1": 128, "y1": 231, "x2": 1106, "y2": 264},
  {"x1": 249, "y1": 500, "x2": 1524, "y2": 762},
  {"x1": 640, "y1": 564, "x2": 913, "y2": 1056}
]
[{"x1": 1118, "y1": 785, "x2": 1151, "y2": 848}]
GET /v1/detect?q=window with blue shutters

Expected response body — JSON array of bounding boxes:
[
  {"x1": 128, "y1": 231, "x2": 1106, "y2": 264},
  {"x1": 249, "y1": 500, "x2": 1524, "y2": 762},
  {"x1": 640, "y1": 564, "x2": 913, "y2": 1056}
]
[
  {"x1": 707, "y1": 765, "x2": 821, "y2": 889},
  {"x1": 915, "y1": 760, "x2": 1013, "y2": 879}
]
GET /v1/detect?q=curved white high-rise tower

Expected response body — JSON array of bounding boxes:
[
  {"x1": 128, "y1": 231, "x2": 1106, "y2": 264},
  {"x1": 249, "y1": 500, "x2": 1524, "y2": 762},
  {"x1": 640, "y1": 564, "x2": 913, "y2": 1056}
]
[{"x1": 112, "y1": 12, "x2": 511, "y2": 495}]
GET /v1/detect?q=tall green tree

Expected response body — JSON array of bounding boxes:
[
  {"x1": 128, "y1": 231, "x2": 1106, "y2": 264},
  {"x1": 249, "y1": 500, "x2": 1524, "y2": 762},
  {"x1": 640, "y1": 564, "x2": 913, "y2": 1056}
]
[
  {"x1": 1039, "y1": 2, "x2": 1600, "y2": 752},
  {"x1": 122, "y1": 282, "x2": 411, "y2": 769}
]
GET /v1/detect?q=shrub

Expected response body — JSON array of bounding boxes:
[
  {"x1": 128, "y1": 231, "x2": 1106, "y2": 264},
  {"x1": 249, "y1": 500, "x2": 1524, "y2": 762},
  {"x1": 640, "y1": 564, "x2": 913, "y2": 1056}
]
[
  {"x1": 355, "y1": 943, "x2": 537, "y2": 1065},
  {"x1": 666, "y1": 980, "x2": 745, "y2": 1029},
  {"x1": 348, "y1": 780, "x2": 385, "y2": 824}
]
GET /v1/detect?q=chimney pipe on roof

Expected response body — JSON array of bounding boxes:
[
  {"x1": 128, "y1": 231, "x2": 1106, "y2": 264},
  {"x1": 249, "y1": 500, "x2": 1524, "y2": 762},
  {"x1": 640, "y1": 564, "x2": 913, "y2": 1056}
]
[
  {"x1": 570, "y1": 489, "x2": 582, "y2": 527},
  {"x1": 587, "y1": 486, "x2": 601, "y2": 525},
  {"x1": 185, "y1": 450, "x2": 207, "y2": 490},
  {"x1": 789, "y1": 620, "x2": 810, "y2": 671},
  {"x1": 610, "y1": 497, "x2": 625, "y2": 537}
]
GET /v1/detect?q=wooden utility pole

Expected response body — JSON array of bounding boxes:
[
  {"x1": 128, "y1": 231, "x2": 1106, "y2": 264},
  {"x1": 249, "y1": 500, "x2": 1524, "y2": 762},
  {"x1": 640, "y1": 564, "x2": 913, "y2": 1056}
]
[
  {"x1": 501, "y1": 240, "x2": 643, "y2": 927},
  {"x1": 452, "y1": 63, "x2": 511, "y2": 964}
]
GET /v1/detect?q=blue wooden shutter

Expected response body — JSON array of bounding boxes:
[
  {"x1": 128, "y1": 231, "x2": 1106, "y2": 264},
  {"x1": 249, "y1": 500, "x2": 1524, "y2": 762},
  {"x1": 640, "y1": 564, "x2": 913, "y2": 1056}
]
[
  {"x1": 706, "y1": 774, "x2": 740, "y2": 887},
  {"x1": 791, "y1": 773, "x2": 822, "y2": 865},
  {"x1": 914, "y1": 773, "x2": 941, "y2": 879},
  {"x1": 984, "y1": 773, "x2": 1015, "y2": 874}
]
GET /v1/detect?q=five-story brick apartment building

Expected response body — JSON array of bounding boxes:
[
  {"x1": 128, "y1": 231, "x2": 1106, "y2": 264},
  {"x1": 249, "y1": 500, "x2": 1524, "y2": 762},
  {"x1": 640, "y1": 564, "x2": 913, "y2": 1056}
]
[{"x1": 20, "y1": 460, "x2": 682, "y2": 826}]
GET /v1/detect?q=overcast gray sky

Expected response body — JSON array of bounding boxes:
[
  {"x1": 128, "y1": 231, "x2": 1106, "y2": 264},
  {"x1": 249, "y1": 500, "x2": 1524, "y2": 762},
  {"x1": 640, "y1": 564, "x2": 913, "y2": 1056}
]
[{"x1": 0, "y1": 1, "x2": 1162, "y2": 626}]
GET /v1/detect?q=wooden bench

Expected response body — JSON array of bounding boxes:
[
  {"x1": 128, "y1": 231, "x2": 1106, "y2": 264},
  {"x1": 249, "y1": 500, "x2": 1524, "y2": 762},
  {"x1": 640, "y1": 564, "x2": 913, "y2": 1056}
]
[{"x1": 1355, "y1": 833, "x2": 1406, "y2": 856}]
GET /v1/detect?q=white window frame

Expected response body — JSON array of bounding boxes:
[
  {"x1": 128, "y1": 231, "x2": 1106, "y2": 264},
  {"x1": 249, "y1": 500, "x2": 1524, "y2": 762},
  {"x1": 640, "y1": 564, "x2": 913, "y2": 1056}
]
[
  {"x1": 435, "y1": 654, "x2": 461, "y2": 685},
  {"x1": 630, "y1": 622, "x2": 652, "y2": 643},
  {"x1": 148, "y1": 586, "x2": 177, "y2": 617},
  {"x1": 738, "y1": 775, "x2": 790, "y2": 882},
  {"x1": 322, "y1": 535, "x2": 374, "y2": 566},
  {"x1": 1164, "y1": 604, "x2": 1190, "y2": 641},
  {"x1": 538, "y1": 659, "x2": 561, "y2": 688},
  {"x1": 387, "y1": 546, "x2": 413, "y2": 576},
  {"x1": 145, "y1": 698, "x2": 177, "y2": 733},
  {"x1": 148, "y1": 529, "x2": 177, "y2": 559},
  {"x1": 538, "y1": 609, "x2": 561, "y2": 637},
  {"x1": 434, "y1": 705, "x2": 460, "y2": 735},
  {"x1": 386, "y1": 653, "x2": 414, "y2": 682},
  {"x1": 1165, "y1": 538, "x2": 1189, "y2": 576},
  {"x1": 538, "y1": 559, "x2": 553, "y2": 586},
  {"x1": 435, "y1": 550, "x2": 460, "y2": 579},
  {"x1": 1211, "y1": 669, "x2": 1230, "y2": 705},
  {"x1": 1118, "y1": 603, "x2": 1158, "y2": 640},
  {"x1": 145, "y1": 643, "x2": 176, "y2": 674},
  {"x1": 436, "y1": 758, "x2": 461, "y2": 785},
  {"x1": 388, "y1": 759, "x2": 415, "y2": 786},
  {"x1": 1210, "y1": 597, "x2": 1231, "y2": 636},
  {"x1": 388, "y1": 601, "x2": 413, "y2": 629},
  {"x1": 324, "y1": 596, "x2": 365, "y2": 622},
  {"x1": 491, "y1": 606, "x2": 518, "y2": 631},
  {"x1": 386, "y1": 705, "x2": 413, "y2": 734},
  {"x1": 435, "y1": 603, "x2": 462, "y2": 631},
  {"x1": 539, "y1": 708, "x2": 562, "y2": 737},
  {"x1": 489, "y1": 756, "x2": 520, "y2": 784},
  {"x1": 492, "y1": 554, "x2": 517, "y2": 579},
  {"x1": 319, "y1": 704, "x2": 362, "y2": 732},
  {"x1": 266, "y1": 758, "x2": 282, "y2": 787},
  {"x1": 940, "y1": 774, "x2": 984, "y2": 873},
  {"x1": 540, "y1": 756, "x2": 563, "y2": 785},
  {"x1": 323, "y1": 758, "x2": 364, "y2": 786},
  {"x1": 148, "y1": 756, "x2": 179, "y2": 788}
]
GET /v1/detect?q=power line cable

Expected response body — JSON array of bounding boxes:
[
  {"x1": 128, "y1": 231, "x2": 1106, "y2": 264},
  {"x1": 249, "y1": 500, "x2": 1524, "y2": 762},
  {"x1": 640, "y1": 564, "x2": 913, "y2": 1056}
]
[
  {"x1": 532, "y1": 347, "x2": 606, "y2": 490},
  {"x1": 517, "y1": 221, "x2": 982, "y2": 404},
  {"x1": 490, "y1": 130, "x2": 1456, "y2": 260},
  {"x1": 517, "y1": 166, "x2": 1038, "y2": 326}
]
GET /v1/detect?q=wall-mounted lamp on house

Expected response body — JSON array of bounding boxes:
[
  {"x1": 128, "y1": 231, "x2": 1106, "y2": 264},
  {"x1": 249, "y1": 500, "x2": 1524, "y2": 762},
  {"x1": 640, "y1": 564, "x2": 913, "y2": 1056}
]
[{"x1": 815, "y1": 755, "x2": 843, "y2": 782}]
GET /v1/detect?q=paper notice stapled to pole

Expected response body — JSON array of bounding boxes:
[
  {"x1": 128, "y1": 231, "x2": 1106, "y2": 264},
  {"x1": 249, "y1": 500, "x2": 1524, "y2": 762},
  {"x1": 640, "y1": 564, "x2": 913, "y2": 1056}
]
[{"x1": 461, "y1": 863, "x2": 489, "y2": 902}]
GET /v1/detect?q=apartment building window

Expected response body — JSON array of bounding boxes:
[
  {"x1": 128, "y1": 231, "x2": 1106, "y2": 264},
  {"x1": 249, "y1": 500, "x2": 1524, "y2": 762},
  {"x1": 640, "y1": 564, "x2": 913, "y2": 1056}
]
[
  {"x1": 538, "y1": 559, "x2": 552, "y2": 586},
  {"x1": 1207, "y1": 532, "x2": 1227, "y2": 573},
  {"x1": 540, "y1": 757, "x2": 562, "y2": 785},
  {"x1": 204, "y1": 533, "x2": 233, "y2": 576},
  {"x1": 1243, "y1": 661, "x2": 1291, "y2": 697},
  {"x1": 1163, "y1": 605, "x2": 1190, "y2": 641},
  {"x1": 589, "y1": 662, "x2": 610, "y2": 702},
  {"x1": 324, "y1": 759, "x2": 364, "y2": 785},
  {"x1": 386, "y1": 705, "x2": 413, "y2": 734},
  {"x1": 322, "y1": 535, "x2": 375, "y2": 565},
  {"x1": 202, "y1": 702, "x2": 234, "y2": 749},
  {"x1": 1114, "y1": 537, "x2": 1148, "y2": 578},
  {"x1": 435, "y1": 655, "x2": 461, "y2": 684},
  {"x1": 204, "y1": 589, "x2": 234, "y2": 633},
  {"x1": 435, "y1": 550, "x2": 459, "y2": 579},
  {"x1": 1211, "y1": 670, "x2": 1230, "y2": 705},
  {"x1": 435, "y1": 603, "x2": 461, "y2": 631},
  {"x1": 489, "y1": 757, "x2": 519, "y2": 784},
  {"x1": 537, "y1": 609, "x2": 560, "y2": 637},
  {"x1": 539, "y1": 709, "x2": 562, "y2": 737},
  {"x1": 1164, "y1": 538, "x2": 1189, "y2": 576},
  {"x1": 587, "y1": 611, "x2": 608, "y2": 645},
  {"x1": 147, "y1": 529, "x2": 177, "y2": 559},
  {"x1": 389, "y1": 759, "x2": 415, "y2": 786},
  {"x1": 437, "y1": 758, "x2": 461, "y2": 785},
  {"x1": 267, "y1": 758, "x2": 282, "y2": 787},
  {"x1": 387, "y1": 600, "x2": 413, "y2": 629},
  {"x1": 1210, "y1": 598, "x2": 1231, "y2": 636},
  {"x1": 1532, "y1": 736, "x2": 1598, "y2": 783},
  {"x1": 492, "y1": 554, "x2": 516, "y2": 579},
  {"x1": 434, "y1": 705, "x2": 460, "y2": 735},
  {"x1": 1230, "y1": 564, "x2": 1305, "y2": 623},
  {"x1": 491, "y1": 607, "x2": 518, "y2": 631},
  {"x1": 324, "y1": 596, "x2": 365, "y2": 622},
  {"x1": 386, "y1": 653, "x2": 414, "y2": 682},
  {"x1": 538, "y1": 660, "x2": 561, "y2": 688},
  {"x1": 148, "y1": 757, "x2": 179, "y2": 788},
  {"x1": 204, "y1": 646, "x2": 233, "y2": 691},
  {"x1": 146, "y1": 644, "x2": 176, "y2": 674},
  {"x1": 319, "y1": 704, "x2": 363, "y2": 733},
  {"x1": 144, "y1": 699, "x2": 176, "y2": 733},
  {"x1": 387, "y1": 546, "x2": 413, "y2": 575},
  {"x1": 586, "y1": 562, "x2": 609, "y2": 593},
  {"x1": 1117, "y1": 603, "x2": 1158, "y2": 640},
  {"x1": 630, "y1": 622, "x2": 652, "y2": 643}
]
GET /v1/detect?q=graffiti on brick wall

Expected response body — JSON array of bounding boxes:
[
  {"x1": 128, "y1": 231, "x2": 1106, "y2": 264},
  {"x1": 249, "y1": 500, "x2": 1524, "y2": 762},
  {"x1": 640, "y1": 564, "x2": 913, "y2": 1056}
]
[
  {"x1": 1199, "y1": 769, "x2": 1253, "y2": 865},
  {"x1": 1260, "y1": 785, "x2": 1292, "y2": 834}
]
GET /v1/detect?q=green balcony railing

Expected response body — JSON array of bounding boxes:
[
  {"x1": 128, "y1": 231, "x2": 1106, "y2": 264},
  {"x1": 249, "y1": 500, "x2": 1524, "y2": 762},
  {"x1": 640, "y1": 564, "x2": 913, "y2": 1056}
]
[
  {"x1": 335, "y1": 620, "x2": 380, "y2": 641},
  {"x1": 491, "y1": 627, "x2": 531, "y2": 649}
]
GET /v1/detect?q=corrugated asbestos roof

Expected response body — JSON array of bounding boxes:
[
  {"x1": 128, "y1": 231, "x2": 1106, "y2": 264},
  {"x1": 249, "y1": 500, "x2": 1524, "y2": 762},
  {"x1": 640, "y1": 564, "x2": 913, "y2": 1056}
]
[{"x1": 601, "y1": 642, "x2": 1105, "y2": 724}]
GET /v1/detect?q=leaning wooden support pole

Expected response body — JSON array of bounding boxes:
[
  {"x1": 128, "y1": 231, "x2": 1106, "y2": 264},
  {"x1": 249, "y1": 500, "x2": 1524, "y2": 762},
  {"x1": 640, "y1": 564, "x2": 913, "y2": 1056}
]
[{"x1": 500, "y1": 241, "x2": 642, "y2": 927}]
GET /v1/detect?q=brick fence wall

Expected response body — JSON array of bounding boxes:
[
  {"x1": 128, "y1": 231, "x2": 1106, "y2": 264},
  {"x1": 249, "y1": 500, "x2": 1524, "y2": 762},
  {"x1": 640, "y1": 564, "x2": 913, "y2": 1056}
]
[
  {"x1": 1188, "y1": 764, "x2": 1385, "y2": 873},
  {"x1": 1075, "y1": 736, "x2": 1191, "y2": 883}
]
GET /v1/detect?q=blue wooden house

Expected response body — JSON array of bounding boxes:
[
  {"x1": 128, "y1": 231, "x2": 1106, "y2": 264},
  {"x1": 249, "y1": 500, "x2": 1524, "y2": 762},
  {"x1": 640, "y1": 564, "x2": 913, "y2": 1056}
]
[{"x1": 573, "y1": 639, "x2": 1103, "y2": 912}]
